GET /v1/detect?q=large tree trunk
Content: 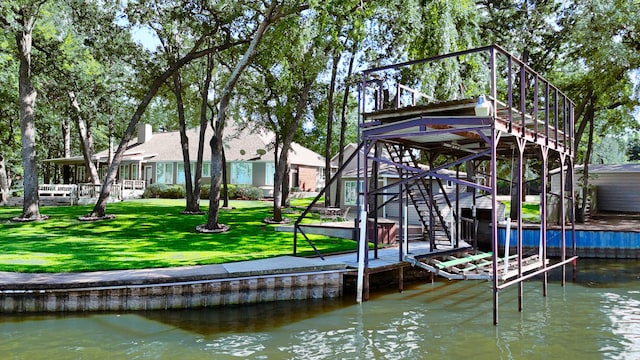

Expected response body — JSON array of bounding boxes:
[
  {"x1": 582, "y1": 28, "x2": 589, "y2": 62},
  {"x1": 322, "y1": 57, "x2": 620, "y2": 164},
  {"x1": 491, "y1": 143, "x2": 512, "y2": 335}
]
[
  {"x1": 206, "y1": 132, "x2": 225, "y2": 228},
  {"x1": 68, "y1": 91, "x2": 100, "y2": 184},
  {"x1": 16, "y1": 12, "x2": 42, "y2": 220},
  {"x1": 222, "y1": 147, "x2": 229, "y2": 208},
  {"x1": 62, "y1": 118, "x2": 71, "y2": 158},
  {"x1": 281, "y1": 163, "x2": 290, "y2": 207},
  {"x1": 324, "y1": 53, "x2": 340, "y2": 206},
  {"x1": 172, "y1": 71, "x2": 199, "y2": 213},
  {"x1": 204, "y1": 2, "x2": 277, "y2": 230},
  {"x1": 193, "y1": 53, "x2": 216, "y2": 211},
  {"x1": 579, "y1": 103, "x2": 595, "y2": 223},
  {"x1": 334, "y1": 51, "x2": 355, "y2": 208},
  {"x1": 61, "y1": 118, "x2": 71, "y2": 184}
]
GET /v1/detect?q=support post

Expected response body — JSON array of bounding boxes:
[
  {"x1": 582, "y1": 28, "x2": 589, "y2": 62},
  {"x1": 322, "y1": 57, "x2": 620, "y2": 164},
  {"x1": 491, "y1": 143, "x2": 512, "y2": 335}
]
[
  {"x1": 540, "y1": 147, "x2": 549, "y2": 296},
  {"x1": 559, "y1": 154, "x2": 566, "y2": 286},
  {"x1": 516, "y1": 139, "x2": 525, "y2": 312},
  {"x1": 356, "y1": 208, "x2": 367, "y2": 303},
  {"x1": 455, "y1": 165, "x2": 460, "y2": 248},
  {"x1": 569, "y1": 157, "x2": 577, "y2": 281},
  {"x1": 398, "y1": 167, "x2": 404, "y2": 262},
  {"x1": 490, "y1": 47, "x2": 500, "y2": 326},
  {"x1": 491, "y1": 128, "x2": 500, "y2": 325}
]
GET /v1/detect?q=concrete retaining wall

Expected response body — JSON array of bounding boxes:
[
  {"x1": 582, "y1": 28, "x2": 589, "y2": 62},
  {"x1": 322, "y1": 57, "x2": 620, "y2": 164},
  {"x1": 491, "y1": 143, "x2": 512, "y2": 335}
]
[{"x1": 0, "y1": 271, "x2": 344, "y2": 313}]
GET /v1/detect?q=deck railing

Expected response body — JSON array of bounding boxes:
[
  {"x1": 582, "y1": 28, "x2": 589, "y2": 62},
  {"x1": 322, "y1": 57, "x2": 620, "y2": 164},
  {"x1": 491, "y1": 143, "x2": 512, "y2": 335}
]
[
  {"x1": 78, "y1": 180, "x2": 145, "y2": 199},
  {"x1": 36, "y1": 180, "x2": 145, "y2": 204},
  {"x1": 361, "y1": 44, "x2": 575, "y2": 156},
  {"x1": 122, "y1": 180, "x2": 145, "y2": 190},
  {"x1": 38, "y1": 184, "x2": 78, "y2": 197}
]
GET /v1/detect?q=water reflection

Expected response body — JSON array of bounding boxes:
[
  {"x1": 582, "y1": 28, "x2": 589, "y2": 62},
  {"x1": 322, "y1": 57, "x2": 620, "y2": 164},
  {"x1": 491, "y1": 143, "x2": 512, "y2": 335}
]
[
  {"x1": 140, "y1": 298, "x2": 352, "y2": 335},
  {"x1": 0, "y1": 260, "x2": 638, "y2": 359}
]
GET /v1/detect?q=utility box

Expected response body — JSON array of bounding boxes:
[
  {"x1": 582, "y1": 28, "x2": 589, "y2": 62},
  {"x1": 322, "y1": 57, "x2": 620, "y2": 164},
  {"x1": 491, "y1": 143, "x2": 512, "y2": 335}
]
[{"x1": 367, "y1": 218, "x2": 397, "y2": 244}]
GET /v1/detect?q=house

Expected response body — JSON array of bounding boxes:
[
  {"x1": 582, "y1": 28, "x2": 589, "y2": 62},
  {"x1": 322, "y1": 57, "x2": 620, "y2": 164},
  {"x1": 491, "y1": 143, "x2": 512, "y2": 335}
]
[{"x1": 46, "y1": 123, "x2": 327, "y2": 197}]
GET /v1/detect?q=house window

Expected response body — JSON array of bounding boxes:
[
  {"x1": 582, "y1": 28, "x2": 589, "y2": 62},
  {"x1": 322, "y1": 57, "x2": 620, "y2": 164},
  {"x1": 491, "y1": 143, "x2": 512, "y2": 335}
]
[
  {"x1": 231, "y1": 162, "x2": 252, "y2": 185},
  {"x1": 344, "y1": 180, "x2": 363, "y2": 205},
  {"x1": 265, "y1": 163, "x2": 275, "y2": 186},
  {"x1": 132, "y1": 165, "x2": 138, "y2": 180},
  {"x1": 177, "y1": 162, "x2": 202, "y2": 183},
  {"x1": 119, "y1": 165, "x2": 131, "y2": 180},
  {"x1": 202, "y1": 163, "x2": 211, "y2": 177},
  {"x1": 76, "y1": 166, "x2": 85, "y2": 183},
  {"x1": 177, "y1": 163, "x2": 185, "y2": 184},
  {"x1": 156, "y1": 163, "x2": 174, "y2": 184}
]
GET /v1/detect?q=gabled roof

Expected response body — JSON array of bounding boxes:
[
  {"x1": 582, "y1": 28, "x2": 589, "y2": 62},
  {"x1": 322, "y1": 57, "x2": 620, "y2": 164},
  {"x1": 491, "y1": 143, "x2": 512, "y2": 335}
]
[{"x1": 47, "y1": 122, "x2": 325, "y2": 167}]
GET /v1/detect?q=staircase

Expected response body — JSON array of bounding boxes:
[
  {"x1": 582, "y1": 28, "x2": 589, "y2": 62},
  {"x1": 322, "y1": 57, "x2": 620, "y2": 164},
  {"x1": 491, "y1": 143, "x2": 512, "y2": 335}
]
[{"x1": 384, "y1": 143, "x2": 454, "y2": 248}]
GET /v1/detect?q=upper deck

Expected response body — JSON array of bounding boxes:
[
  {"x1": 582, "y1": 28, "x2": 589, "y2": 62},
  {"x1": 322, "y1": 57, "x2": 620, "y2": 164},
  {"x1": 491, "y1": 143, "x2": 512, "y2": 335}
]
[{"x1": 360, "y1": 45, "x2": 575, "y2": 158}]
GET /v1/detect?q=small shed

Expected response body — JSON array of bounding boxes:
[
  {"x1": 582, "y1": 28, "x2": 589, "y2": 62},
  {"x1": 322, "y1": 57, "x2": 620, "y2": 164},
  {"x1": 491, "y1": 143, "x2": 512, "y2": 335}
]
[{"x1": 587, "y1": 164, "x2": 640, "y2": 213}]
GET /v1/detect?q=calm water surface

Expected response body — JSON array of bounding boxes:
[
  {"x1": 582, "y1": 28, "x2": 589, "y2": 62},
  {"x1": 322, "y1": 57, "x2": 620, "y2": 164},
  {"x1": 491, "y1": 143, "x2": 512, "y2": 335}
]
[{"x1": 1, "y1": 259, "x2": 638, "y2": 359}]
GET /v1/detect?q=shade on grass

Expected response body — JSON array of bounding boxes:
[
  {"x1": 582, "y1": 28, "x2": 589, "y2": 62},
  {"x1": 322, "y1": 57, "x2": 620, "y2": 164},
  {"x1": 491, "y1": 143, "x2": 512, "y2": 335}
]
[{"x1": 0, "y1": 199, "x2": 356, "y2": 273}]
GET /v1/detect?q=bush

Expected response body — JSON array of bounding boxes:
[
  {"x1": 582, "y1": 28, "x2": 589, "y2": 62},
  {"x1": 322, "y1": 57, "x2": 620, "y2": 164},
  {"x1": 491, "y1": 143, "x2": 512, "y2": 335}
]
[
  {"x1": 187, "y1": 183, "x2": 262, "y2": 200},
  {"x1": 226, "y1": 184, "x2": 238, "y2": 199},
  {"x1": 142, "y1": 184, "x2": 185, "y2": 199},
  {"x1": 199, "y1": 183, "x2": 210, "y2": 199},
  {"x1": 142, "y1": 183, "x2": 168, "y2": 198},
  {"x1": 199, "y1": 183, "x2": 239, "y2": 200},
  {"x1": 235, "y1": 185, "x2": 263, "y2": 200},
  {"x1": 164, "y1": 185, "x2": 186, "y2": 199}
]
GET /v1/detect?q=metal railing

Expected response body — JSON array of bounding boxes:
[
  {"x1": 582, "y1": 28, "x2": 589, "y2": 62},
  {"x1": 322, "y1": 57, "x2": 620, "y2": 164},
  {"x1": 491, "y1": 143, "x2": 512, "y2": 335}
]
[{"x1": 361, "y1": 44, "x2": 575, "y2": 156}]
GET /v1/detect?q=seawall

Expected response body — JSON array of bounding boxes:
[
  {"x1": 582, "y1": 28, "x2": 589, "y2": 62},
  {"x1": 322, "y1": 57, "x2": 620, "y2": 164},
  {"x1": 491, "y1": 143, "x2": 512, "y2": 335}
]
[{"x1": 0, "y1": 256, "x2": 350, "y2": 313}]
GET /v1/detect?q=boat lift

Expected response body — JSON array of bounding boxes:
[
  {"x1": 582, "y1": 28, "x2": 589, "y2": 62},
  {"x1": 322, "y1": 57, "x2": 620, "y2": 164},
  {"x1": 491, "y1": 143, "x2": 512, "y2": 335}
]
[{"x1": 354, "y1": 45, "x2": 578, "y2": 325}]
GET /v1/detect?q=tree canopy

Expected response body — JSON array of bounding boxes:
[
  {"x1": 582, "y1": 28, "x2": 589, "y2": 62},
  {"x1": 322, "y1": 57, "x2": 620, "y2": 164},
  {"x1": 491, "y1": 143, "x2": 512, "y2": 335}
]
[{"x1": 0, "y1": 0, "x2": 638, "y2": 224}]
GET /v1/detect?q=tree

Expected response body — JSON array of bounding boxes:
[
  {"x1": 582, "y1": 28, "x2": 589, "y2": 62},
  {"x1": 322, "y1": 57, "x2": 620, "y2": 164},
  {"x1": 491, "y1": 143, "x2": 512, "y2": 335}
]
[
  {"x1": 0, "y1": 19, "x2": 20, "y2": 204},
  {"x1": 478, "y1": 0, "x2": 640, "y2": 220},
  {"x1": 150, "y1": 5, "x2": 208, "y2": 214},
  {"x1": 201, "y1": 1, "x2": 284, "y2": 231},
  {"x1": 86, "y1": 0, "x2": 254, "y2": 219},
  {"x1": 626, "y1": 136, "x2": 640, "y2": 162},
  {"x1": 239, "y1": 2, "x2": 364, "y2": 222},
  {"x1": 1, "y1": 1, "x2": 48, "y2": 220}
]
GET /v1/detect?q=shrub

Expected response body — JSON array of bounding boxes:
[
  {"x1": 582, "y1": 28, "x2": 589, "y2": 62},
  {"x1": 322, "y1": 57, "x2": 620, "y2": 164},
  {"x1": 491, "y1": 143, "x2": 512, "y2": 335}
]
[
  {"x1": 164, "y1": 185, "x2": 186, "y2": 199},
  {"x1": 235, "y1": 185, "x2": 263, "y2": 200},
  {"x1": 142, "y1": 183, "x2": 168, "y2": 198},
  {"x1": 142, "y1": 184, "x2": 185, "y2": 199},
  {"x1": 226, "y1": 184, "x2": 238, "y2": 199},
  {"x1": 199, "y1": 183, "x2": 210, "y2": 199}
]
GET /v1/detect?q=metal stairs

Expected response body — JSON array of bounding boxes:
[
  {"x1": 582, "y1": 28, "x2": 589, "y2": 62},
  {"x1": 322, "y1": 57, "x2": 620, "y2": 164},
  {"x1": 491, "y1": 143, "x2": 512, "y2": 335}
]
[{"x1": 384, "y1": 143, "x2": 454, "y2": 248}]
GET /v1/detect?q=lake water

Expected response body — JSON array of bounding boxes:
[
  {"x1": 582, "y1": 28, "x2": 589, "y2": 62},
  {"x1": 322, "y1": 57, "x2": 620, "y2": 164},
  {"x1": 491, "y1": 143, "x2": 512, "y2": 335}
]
[{"x1": 1, "y1": 259, "x2": 638, "y2": 359}]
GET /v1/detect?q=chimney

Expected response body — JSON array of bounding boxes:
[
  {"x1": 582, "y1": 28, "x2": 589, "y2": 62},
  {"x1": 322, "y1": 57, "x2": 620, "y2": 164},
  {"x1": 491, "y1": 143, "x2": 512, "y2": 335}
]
[{"x1": 138, "y1": 123, "x2": 152, "y2": 143}]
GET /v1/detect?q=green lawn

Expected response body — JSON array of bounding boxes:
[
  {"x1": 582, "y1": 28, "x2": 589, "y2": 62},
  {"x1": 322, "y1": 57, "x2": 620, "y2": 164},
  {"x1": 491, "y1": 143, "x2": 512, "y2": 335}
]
[
  {"x1": 501, "y1": 201, "x2": 541, "y2": 222},
  {"x1": 0, "y1": 199, "x2": 356, "y2": 273}
]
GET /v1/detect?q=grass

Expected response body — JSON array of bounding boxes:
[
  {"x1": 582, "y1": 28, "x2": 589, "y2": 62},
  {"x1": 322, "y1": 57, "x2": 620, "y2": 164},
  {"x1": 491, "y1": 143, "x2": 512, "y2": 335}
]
[
  {"x1": 0, "y1": 199, "x2": 356, "y2": 273},
  {"x1": 501, "y1": 200, "x2": 541, "y2": 222}
]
